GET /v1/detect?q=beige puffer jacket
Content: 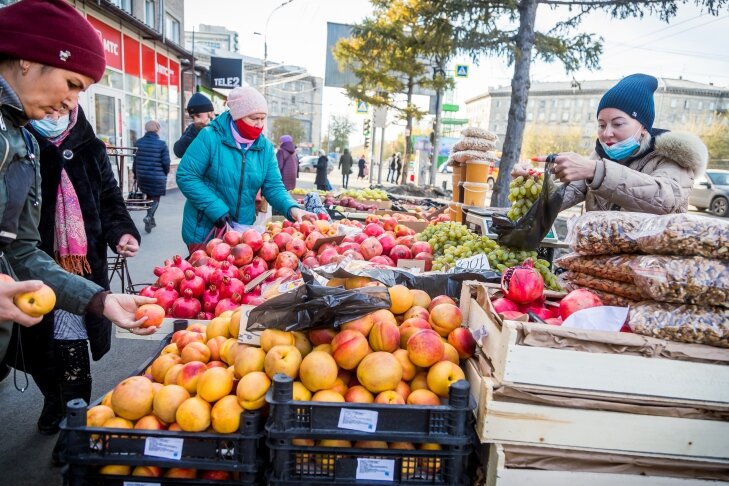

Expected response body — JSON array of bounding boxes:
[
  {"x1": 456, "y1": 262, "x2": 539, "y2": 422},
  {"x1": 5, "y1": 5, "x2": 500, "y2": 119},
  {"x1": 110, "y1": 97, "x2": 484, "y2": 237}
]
[{"x1": 561, "y1": 131, "x2": 708, "y2": 214}]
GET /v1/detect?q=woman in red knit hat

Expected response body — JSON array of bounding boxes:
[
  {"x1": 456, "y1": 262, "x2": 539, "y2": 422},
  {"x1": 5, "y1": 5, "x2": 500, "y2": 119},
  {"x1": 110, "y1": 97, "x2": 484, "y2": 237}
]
[{"x1": 0, "y1": 0, "x2": 157, "y2": 407}]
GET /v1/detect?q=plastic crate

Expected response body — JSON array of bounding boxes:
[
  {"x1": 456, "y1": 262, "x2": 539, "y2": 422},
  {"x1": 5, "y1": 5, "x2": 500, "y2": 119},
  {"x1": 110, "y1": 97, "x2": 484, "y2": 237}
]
[
  {"x1": 63, "y1": 465, "x2": 262, "y2": 485},
  {"x1": 266, "y1": 375, "x2": 472, "y2": 445}
]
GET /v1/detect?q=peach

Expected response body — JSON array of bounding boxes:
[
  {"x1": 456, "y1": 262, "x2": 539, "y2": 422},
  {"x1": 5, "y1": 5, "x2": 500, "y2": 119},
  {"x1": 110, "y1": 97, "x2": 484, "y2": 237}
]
[
  {"x1": 402, "y1": 306, "x2": 430, "y2": 322},
  {"x1": 426, "y1": 360, "x2": 466, "y2": 398},
  {"x1": 197, "y1": 367, "x2": 234, "y2": 402},
  {"x1": 409, "y1": 289, "x2": 431, "y2": 309},
  {"x1": 292, "y1": 381, "x2": 312, "y2": 401},
  {"x1": 429, "y1": 303, "x2": 463, "y2": 337},
  {"x1": 100, "y1": 465, "x2": 131, "y2": 475},
  {"x1": 299, "y1": 350, "x2": 338, "y2": 391},
  {"x1": 344, "y1": 276, "x2": 371, "y2": 289},
  {"x1": 187, "y1": 323, "x2": 207, "y2": 333},
  {"x1": 442, "y1": 343, "x2": 460, "y2": 364},
  {"x1": 392, "y1": 349, "x2": 417, "y2": 381},
  {"x1": 181, "y1": 341, "x2": 211, "y2": 364},
  {"x1": 308, "y1": 328, "x2": 337, "y2": 346},
  {"x1": 205, "y1": 315, "x2": 231, "y2": 340},
  {"x1": 264, "y1": 345, "x2": 302, "y2": 379},
  {"x1": 165, "y1": 468, "x2": 197, "y2": 478},
  {"x1": 326, "y1": 277, "x2": 346, "y2": 288},
  {"x1": 176, "y1": 361, "x2": 208, "y2": 395},
  {"x1": 101, "y1": 391, "x2": 113, "y2": 408},
  {"x1": 164, "y1": 363, "x2": 184, "y2": 385},
  {"x1": 292, "y1": 331, "x2": 312, "y2": 358},
  {"x1": 428, "y1": 295, "x2": 456, "y2": 312},
  {"x1": 236, "y1": 371, "x2": 271, "y2": 410},
  {"x1": 410, "y1": 371, "x2": 429, "y2": 391},
  {"x1": 407, "y1": 329, "x2": 444, "y2": 368},
  {"x1": 176, "y1": 396, "x2": 211, "y2": 432},
  {"x1": 399, "y1": 318, "x2": 432, "y2": 348},
  {"x1": 407, "y1": 388, "x2": 441, "y2": 406},
  {"x1": 338, "y1": 369, "x2": 353, "y2": 385},
  {"x1": 357, "y1": 352, "x2": 402, "y2": 394},
  {"x1": 388, "y1": 285, "x2": 413, "y2": 314},
  {"x1": 211, "y1": 395, "x2": 244, "y2": 433},
  {"x1": 134, "y1": 415, "x2": 166, "y2": 430},
  {"x1": 328, "y1": 377, "x2": 348, "y2": 396},
  {"x1": 219, "y1": 338, "x2": 239, "y2": 365},
  {"x1": 375, "y1": 390, "x2": 405, "y2": 405},
  {"x1": 331, "y1": 330, "x2": 369, "y2": 370},
  {"x1": 172, "y1": 330, "x2": 205, "y2": 351},
  {"x1": 313, "y1": 343, "x2": 332, "y2": 354},
  {"x1": 234, "y1": 346, "x2": 266, "y2": 378},
  {"x1": 153, "y1": 384, "x2": 190, "y2": 424},
  {"x1": 13, "y1": 283, "x2": 55, "y2": 317},
  {"x1": 110, "y1": 376, "x2": 155, "y2": 420},
  {"x1": 207, "y1": 360, "x2": 226, "y2": 369},
  {"x1": 419, "y1": 443, "x2": 442, "y2": 473},
  {"x1": 394, "y1": 380, "x2": 412, "y2": 401},
  {"x1": 311, "y1": 390, "x2": 345, "y2": 402},
  {"x1": 151, "y1": 354, "x2": 182, "y2": 383},
  {"x1": 168, "y1": 422, "x2": 182, "y2": 431},
  {"x1": 161, "y1": 343, "x2": 180, "y2": 355},
  {"x1": 86, "y1": 405, "x2": 115, "y2": 427},
  {"x1": 260, "y1": 329, "x2": 295, "y2": 352},
  {"x1": 448, "y1": 328, "x2": 477, "y2": 359},
  {"x1": 390, "y1": 442, "x2": 415, "y2": 450},
  {"x1": 354, "y1": 440, "x2": 388, "y2": 449},
  {"x1": 344, "y1": 385, "x2": 374, "y2": 403},
  {"x1": 368, "y1": 321, "x2": 400, "y2": 353},
  {"x1": 132, "y1": 465, "x2": 162, "y2": 477},
  {"x1": 370, "y1": 309, "x2": 397, "y2": 327},
  {"x1": 229, "y1": 308, "x2": 243, "y2": 340},
  {"x1": 206, "y1": 336, "x2": 227, "y2": 362},
  {"x1": 341, "y1": 314, "x2": 375, "y2": 337},
  {"x1": 102, "y1": 417, "x2": 133, "y2": 429}
]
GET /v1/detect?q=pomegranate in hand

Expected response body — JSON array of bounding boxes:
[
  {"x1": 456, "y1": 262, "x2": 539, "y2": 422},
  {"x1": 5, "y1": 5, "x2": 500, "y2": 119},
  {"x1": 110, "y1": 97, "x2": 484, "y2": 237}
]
[{"x1": 500, "y1": 259, "x2": 544, "y2": 304}]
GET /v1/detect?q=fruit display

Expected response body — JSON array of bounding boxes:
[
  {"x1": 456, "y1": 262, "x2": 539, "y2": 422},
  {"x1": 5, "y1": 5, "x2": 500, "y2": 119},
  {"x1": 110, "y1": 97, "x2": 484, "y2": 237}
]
[
  {"x1": 340, "y1": 188, "x2": 389, "y2": 201},
  {"x1": 290, "y1": 188, "x2": 329, "y2": 196},
  {"x1": 506, "y1": 171, "x2": 543, "y2": 221}
]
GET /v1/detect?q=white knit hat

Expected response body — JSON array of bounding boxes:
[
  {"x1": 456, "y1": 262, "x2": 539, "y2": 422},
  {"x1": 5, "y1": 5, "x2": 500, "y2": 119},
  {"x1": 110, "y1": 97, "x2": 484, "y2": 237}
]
[{"x1": 227, "y1": 86, "x2": 268, "y2": 120}]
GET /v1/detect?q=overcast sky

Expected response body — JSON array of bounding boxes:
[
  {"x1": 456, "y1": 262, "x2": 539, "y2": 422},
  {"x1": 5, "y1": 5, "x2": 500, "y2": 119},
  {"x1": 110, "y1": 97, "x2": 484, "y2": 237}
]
[{"x1": 184, "y1": 0, "x2": 729, "y2": 139}]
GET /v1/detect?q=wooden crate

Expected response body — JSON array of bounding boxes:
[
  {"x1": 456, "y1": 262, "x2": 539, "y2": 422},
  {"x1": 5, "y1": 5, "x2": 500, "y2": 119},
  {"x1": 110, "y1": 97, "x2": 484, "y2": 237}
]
[
  {"x1": 460, "y1": 282, "x2": 729, "y2": 410},
  {"x1": 483, "y1": 444, "x2": 729, "y2": 486},
  {"x1": 465, "y1": 360, "x2": 729, "y2": 462}
]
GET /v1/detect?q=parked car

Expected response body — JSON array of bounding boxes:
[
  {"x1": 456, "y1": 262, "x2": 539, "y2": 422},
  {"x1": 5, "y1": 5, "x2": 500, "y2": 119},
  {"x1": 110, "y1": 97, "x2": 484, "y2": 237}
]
[
  {"x1": 298, "y1": 155, "x2": 335, "y2": 174},
  {"x1": 690, "y1": 169, "x2": 729, "y2": 217}
]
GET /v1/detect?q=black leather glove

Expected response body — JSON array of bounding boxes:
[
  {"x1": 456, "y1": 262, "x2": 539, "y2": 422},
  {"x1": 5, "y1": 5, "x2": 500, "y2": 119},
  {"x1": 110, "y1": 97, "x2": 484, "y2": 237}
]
[{"x1": 214, "y1": 214, "x2": 231, "y2": 228}]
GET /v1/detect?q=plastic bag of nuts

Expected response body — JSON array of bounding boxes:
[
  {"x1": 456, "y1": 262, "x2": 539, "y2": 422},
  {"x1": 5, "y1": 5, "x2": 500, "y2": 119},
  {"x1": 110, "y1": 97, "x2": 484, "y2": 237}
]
[
  {"x1": 629, "y1": 255, "x2": 729, "y2": 308},
  {"x1": 560, "y1": 271, "x2": 643, "y2": 301},
  {"x1": 566, "y1": 211, "x2": 649, "y2": 255},
  {"x1": 629, "y1": 302, "x2": 729, "y2": 348},
  {"x1": 634, "y1": 213, "x2": 729, "y2": 260},
  {"x1": 555, "y1": 253, "x2": 637, "y2": 283}
]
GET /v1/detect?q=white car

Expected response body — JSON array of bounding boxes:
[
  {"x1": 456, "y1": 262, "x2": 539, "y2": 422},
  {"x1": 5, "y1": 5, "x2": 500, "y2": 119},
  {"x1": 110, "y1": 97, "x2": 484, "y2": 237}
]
[{"x1": 690, "y1": 169, "x2": 729, "y2": 217}]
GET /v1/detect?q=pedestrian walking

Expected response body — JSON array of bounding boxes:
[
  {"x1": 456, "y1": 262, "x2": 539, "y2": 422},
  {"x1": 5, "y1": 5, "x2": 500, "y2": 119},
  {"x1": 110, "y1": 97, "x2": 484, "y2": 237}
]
[
  {"x1": 276, "y1": 134, "x2": 298, "y2": 191},
  {"x1": 338, "y1": 148, "x2": 353, "y2": 189},
  {"x1": 134, "y1": 120, "x2": 170, "y2": 233},
  {"x1": 173, "y1": 92, "x2": 215, "y2": 158},
  {"x1": 387, "y1": 154, "x2": 397, "y2": 182},
  {"x1": 28, "y1": 105, "x2": 141, "y2": 435},
  {"x1": 357, "y1": 155, "x2": 367, "y2": 181},
  {"x1": 395, "y1": 152, "x2": 402, "y2": 184},
  {"x1": 315, "y1": 150, "x2": 330, "y2": 191}
]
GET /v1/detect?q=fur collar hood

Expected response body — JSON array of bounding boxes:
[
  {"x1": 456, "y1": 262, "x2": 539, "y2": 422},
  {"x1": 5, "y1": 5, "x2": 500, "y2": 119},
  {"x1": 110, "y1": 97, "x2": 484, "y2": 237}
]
[{"x1": 653, "y1": 130, "x2": 708, "y2": 176}]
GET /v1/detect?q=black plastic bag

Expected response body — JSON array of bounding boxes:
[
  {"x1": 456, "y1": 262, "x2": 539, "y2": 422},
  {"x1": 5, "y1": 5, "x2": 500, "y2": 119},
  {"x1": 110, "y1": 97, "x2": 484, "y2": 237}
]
[{"x1": 491, "y1": 157, "x2": 566, "y2": 251}]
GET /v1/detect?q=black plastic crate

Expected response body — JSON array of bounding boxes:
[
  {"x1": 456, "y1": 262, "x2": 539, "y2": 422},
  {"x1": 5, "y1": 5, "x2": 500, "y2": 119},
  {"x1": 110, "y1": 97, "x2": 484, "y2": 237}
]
[
  {"x1": 63, "y1": 464, "x2": 263, "y2": 485},
  {"x1": 266, "y1": 375, "x2": 471, "y2": 445}
]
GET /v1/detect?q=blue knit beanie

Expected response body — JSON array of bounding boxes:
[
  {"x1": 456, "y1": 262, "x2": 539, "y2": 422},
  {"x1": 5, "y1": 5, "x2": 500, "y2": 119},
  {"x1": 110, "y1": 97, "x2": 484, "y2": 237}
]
[
  {"x1": 187, "y1": 92, "x2": 214, "y2": 115},
  {"x1": 597, "y1": 74, "x2": 658, "y2": 131}
]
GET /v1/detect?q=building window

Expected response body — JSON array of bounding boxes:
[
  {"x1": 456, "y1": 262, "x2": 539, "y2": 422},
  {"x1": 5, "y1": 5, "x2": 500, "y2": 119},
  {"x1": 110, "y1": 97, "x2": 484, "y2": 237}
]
[
  {"x1": 709, "y1": 102, "x2": 716, "y2": 110},
  {"x1": 564, "y1": 99, "x2": 571, "y2": 107},
  {"x1": 110, "y1": 0, "x2": 132, "y2": 12},
  {"x1": 527, "y1": 112, "x2": 533, "y2": 121},
  {"x1": 683, "y1": 100, "x2": 690, "y2": 109},
  {"x1": 552, "y1": 99, "x2": 558, "y2": 108},
  {"x1": 495, "y1": 100, "x2": 501, "y2": 108},
  {"x1": 549, "y1": 112, "x2": 556, "y2": 121},
  {"x1": 561, "y1": 112, "x2": 570, "y2": 122},
  {"x1": 538, "y1": 111, "x2": 545, "y2": 121},
  {"x1": 670, "y1": 98, "x2": 677, "y2": 108},
  {"x1": 165, "y1": 14, "x2": 181, "y2": 44},
  {"x1": 538, "y1": 100, "x2": 546, "y2": 109},
  {"x1": 577, "y1": 99, "x2": 584, "y2": 107},
  {"x1": 145, "y1": 0, "x2": 155, "y2": 28},
  {"x1": 698, "y1": 101, "x2": 703, "y2": 110}
]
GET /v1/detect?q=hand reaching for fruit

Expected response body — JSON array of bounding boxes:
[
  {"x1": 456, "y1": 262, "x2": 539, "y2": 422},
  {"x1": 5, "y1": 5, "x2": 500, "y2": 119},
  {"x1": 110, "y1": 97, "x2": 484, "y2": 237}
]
[
  {"x1": 103, "y1": 294, "x2": 158, "y2": 335},
  {"x1": 116, "y1": 234, "x2": 139, "y2": 258},
  {"x1": 0, "y1": 279, "x2": 46, "y2": 327},
  {"x1": 289, "y1": 207, "x2": 316, "y2": 223}
]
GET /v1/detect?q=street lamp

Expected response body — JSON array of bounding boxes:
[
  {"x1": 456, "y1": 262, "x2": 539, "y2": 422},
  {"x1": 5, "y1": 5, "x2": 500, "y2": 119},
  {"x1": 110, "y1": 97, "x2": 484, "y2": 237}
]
[{"x1": 262, "y1": 0, "x2": 295, "y2": 97}]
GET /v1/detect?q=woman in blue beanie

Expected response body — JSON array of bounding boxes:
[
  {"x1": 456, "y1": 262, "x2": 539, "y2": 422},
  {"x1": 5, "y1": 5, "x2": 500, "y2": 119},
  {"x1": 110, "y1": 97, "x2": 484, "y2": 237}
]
[{"x1": 528, "y1": 73, "x2": 708, "y2": 214}]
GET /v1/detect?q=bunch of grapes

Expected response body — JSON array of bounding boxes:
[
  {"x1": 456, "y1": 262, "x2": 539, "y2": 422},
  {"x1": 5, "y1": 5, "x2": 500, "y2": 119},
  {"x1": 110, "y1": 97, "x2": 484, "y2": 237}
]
[
  {"x1": 418, "y1": 222, "x2": 480, "y2": 256},
  {"x1": 507, "y1": 172, "x2": 544, "y2": 221},
  {"x1": 431, "y1": 235, "x2": 499, "y2": 271},
  {"x1": 488, "y1": 246, "x2": 562, "y2": 290}
]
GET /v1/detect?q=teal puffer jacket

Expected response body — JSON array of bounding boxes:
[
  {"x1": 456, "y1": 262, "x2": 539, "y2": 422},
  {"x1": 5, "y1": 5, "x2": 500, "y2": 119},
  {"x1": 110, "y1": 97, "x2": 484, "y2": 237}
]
[{"x1": 176, "y1": 111, "x2": 298, "y2": 244}]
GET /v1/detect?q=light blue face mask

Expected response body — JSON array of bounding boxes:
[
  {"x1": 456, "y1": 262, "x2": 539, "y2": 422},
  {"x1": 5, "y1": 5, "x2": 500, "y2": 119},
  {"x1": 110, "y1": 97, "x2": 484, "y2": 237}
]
[
  {"x1": 600, "y1": 129, "x2": 641, "y2": 160},
  {"x1": 31, "y1": 115, "x2": 70, "y2": 138}
]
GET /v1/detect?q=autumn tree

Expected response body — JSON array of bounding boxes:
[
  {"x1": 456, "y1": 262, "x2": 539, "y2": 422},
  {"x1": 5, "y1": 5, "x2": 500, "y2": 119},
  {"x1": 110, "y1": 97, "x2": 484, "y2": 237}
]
[
  {"x1": 521, "y1": 124, "x2": 584, "y2": 159},
  {"x1": 329, "y1": 114, "x2": 356, "y2": 153},
  {"x1": 271, "y1": 116, "x2": 305, "y2": 145}
]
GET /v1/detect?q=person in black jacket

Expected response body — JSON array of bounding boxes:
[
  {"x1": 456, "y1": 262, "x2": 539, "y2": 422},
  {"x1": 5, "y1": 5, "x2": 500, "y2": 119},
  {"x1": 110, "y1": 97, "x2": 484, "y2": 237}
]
[
  {"x1": 315, "y1": 150, "x2": 330, "y2": 191},
  {"x1": 134, "y1": 121, "x2": 171, "y2": 233},
  {"x1": 173, "y1": 92, "x2": 215, "y2": 158},
  {"x1": 28, "y1": 105, "x2": 141, "y2": 435}
]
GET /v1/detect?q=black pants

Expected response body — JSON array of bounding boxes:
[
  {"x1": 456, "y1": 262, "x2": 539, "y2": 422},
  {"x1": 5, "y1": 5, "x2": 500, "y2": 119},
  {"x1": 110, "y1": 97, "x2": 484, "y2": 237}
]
[
  {"x1": 342, "y1": 174, "x2": 349, "y2": 188},
  {"x1": 146, "y1": 196, "x2": 161, "y2": 220}
]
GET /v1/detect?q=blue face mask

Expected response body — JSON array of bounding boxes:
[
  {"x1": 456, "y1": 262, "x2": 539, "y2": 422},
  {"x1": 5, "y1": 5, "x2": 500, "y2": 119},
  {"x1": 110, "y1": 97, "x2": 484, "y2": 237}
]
[
  {"x1": 600, "y1": 129, "x2": 641, "y2": 160},
  {"x1": 31, "y1": 115, "x2": 70, "y2": 138}
]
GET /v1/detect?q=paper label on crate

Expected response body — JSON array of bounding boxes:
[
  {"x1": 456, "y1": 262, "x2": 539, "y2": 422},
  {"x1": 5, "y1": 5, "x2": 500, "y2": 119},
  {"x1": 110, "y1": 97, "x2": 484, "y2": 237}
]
[
  {"x1": 124, "y1": 482, "x2": 161, "y2": 486},
  {"x1": 356, "y1": 458, "x2": 395, "y2": 481},
  {"x1": 454, "y1": 254, "x2": 491, "y2": 272},
  {"x1": 236, "y1": 304, "x2": 261, "y2": 346},
  {"x1": 144, "y1": 437, "x2": 183, "y2": 460},
  {"x1": 338, "y1": 408, "x2": 378, "y2": 433}
]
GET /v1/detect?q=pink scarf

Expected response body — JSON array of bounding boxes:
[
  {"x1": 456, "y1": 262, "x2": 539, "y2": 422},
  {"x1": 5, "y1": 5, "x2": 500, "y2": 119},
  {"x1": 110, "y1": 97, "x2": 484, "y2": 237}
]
[{"x1": 52, "y1": 107, "x2": 90, "y2": 275}]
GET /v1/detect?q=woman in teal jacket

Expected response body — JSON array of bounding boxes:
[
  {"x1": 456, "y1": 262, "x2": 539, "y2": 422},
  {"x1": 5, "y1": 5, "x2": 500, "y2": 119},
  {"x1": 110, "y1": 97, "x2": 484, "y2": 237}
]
[{"x1": 177, "y1": 86, "x2": 308, "y2": 250}]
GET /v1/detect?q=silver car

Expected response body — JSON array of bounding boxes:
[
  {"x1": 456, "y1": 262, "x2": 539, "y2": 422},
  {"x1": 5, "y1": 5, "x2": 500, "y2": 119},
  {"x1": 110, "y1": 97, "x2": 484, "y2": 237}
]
[
  {"x1": 690, "y1": 169, "x2": 729, "y2": 217},
  {"x1": 298, "y1": 155, "x2": 335, "y2": 174}
]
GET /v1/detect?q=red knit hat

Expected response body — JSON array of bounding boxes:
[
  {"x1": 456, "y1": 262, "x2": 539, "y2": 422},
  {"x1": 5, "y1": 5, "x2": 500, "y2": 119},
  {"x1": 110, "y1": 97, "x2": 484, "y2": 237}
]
[{"x1": 0, "y1": 0, "x2": 106, "y2": 82}]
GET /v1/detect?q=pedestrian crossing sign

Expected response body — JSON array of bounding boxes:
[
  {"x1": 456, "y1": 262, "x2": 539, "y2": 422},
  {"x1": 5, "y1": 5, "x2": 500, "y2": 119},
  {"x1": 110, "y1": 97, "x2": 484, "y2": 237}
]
[
  {"x1": 455, "y1": 65, "x2": 469, "y2": 78},
  {"x1": 356, "y1": 100, "x2": 369, "y2": 113}
]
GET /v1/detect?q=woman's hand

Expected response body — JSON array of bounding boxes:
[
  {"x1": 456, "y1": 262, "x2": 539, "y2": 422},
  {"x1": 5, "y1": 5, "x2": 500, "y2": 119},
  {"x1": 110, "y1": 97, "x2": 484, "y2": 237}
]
[
  {"x1": 103, "y1": 294, "x2": 158, "y2": 335},
  {"x1": 511, "y1": 163, "x2": 533, "y2": 178},
  {"x1": 0, "y1": 280, "x2": 45, "y2": 327},
  {"x1": 289, "y1": 207, "x2": 316, "y2": 222},
  {"x1": 116, "y1": 234, "x2": 139, "y2": 258},
  {"x1": 533, "y1": 153, "x2": 597, "y2": 183}
]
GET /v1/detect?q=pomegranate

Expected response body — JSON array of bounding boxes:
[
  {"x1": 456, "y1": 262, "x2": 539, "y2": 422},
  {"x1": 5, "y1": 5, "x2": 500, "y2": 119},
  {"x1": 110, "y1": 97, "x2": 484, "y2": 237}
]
[
  {"x1": 360, "y1": 237, "x2": 383, "y2": 260},
  {"x1": 219, "y1": 276, "x2": 245, "y2": 299},
  {"x1": 206, "y1": 238, "x2": 224, "y2": 257},
  {"x1": 171, "y1": 290, "x2": 202, "y2": 319},
  {"x1": 179, "y1": 270, "x2": 205, "y2": 298},
  {"x1": 491, "y1": 297, "x2": 520, "y2": 314},
  {"x1": 337, "y1": 242, "x2": 360, "y2": 255},
  {"x1": 286, "y1": 238, "x2": 307, "y2": 258},
  {"x1": 499, "y1": 310, "x2": 527, "y2": 321},
  {"x1": 559, "y1": 289, "x2": 603, "y2": 320},
  {"x1": 156, "y1": 266, "x2": 185, "y2": 289},
  {"x1": 275, "y1": 251, "x2": 300, "y2": 270},
  {"x1": 389, "y1": 245, "x2": 412, "y2": 264},
  {"x1": 240, "y1": 257, "x2": 268, "y2": 284},
  {"x1": 153, "y1": 283, "x2": 179, "y2": 313},
  {"x1": 258, "y1": 241, "x2": 280, "y2": 262},
  {"x1": 202, "y1": 286, "x2": 221, "y2": 314},
  {"x1": 524, "y1": 305, "x2": 554, "y2": 322},
  {"x1": 342, "y1": 250, "x2": 364, "y2": 261},
  {"x1": 170, "y1": 254, "x2": 193, "y2": 272},
  {"x1": 273, "y1": 232, "x2": 293, "y2": 251},
  {"x1": 188, "y1": 250, "x2": 208, "y2": 265},
  {"x1": 223, "y1": 230, "x2": 242, "y2": 246},
  {"x1": 318, "y1": 248, "x2": 339, "y2": 265},
  {"x1": 316, "y1": 243, "x2": 335, "y2": 256},
  {"x1": 138, "y1": 285, "x2": 158, "y2": 298},
  {"x1": 395, "y1": 235, "x2": 417, "y2": 248},
  {"x1": 209, "y1": 261, "x2": 238, "y2": 288},
  {"x1": 210, "y1": 242, "x2": 232, "y2": 262},
  {"x1": 298, "y1": 220, "x2": 314, "y2": 236},
  {"x1": 239, "y1": 229, "x2": 261, "y2": 252},
  {"x1": 215, "y1": 294, "x2": 241, "y2": 316},
  {"x1": 191, "y1": 255, "x2": 211, "y2": 267},
  {"x1": 414, "y1": 252, "x2": 433, "y2": 271},
  {"x1": 305, "y1": 231, "x2": 324, "y2": 251},
  {"x1": 302, "y1": 256, "x2": 320, "y2": 268},
  {"x1": 363, "y1": 223, "x2": 384, "y2": 237},
  {"x1": 411, "y1": 241, "x2": 432, "y2": 255},
  {"x1": 275, "y1": 267, "x2": 296, "y2": 280},
  {"x1": 194, "y1": 263, "x2": 216, "y2": 284},
  {"x1": 377, "y1": 233, "x2": 397, "y2": 256},
  {"x1": 230, "y1": 243, "x2": 254, "y2": 266},
  {"x1": 198, "y1": 312, "x2": 214, "y2": 320},
  {"x1": 354, "y1": 233, "x2": 368, "y2": 244},
  {"x1": 369, "y1": 256, "x2": 393, "y2": 266},
  {"x1": 500, "y1": 259, "x2": 544, "y2": 304}
]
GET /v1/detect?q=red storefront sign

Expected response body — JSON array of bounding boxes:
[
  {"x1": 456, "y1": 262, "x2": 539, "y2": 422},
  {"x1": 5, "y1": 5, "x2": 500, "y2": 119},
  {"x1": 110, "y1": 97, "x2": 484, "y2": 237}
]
[
  {"x1": 86, "y1": 16, "x2": 122, "y2": 70},
  {"x1": 142, "y1": 45, "x2": 156, "y2": 84},
  {"x1": 169, "y1": 60, "x2": 180, "y2": 88},
  {"x1": 123, "y1": 35, "x2": 140, "y2": 77},
  {"x1": 156, "y1": 53, "x2": 170, "y2": 86}
]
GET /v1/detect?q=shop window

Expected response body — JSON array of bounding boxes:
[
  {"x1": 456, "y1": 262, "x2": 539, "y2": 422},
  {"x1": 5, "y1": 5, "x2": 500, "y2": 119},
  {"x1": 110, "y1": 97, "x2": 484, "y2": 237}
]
[
  {"x1": 125, "y1": 74, "x2": 142, "y2": 97},
  {"x1": 145, "y1": 0, "x2": 155, "y2": 28},
  {"x1": 125, "y1": 95, "x2": 142, "y2": 146},
  {"x1": 157, "y1": 103, "x2": 169, "y2": 139},
  {"x1": 99, "y1": 68, "x2": 123, "y2": 90},
  {"x1": 165, "y1": 15, "x2": 181, "y2": 44},
  {"x1": 142, "y1": 99, "x2": 156, "y2": 130},
  {"x1": 168, "y1": 104, "x2": 180, "y2": 153}
]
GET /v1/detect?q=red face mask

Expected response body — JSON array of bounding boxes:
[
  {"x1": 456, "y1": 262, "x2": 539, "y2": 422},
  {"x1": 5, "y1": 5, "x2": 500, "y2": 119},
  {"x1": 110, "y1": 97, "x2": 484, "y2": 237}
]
[{"x1": 235, "y1": 119, "x2": 263, "y2": 140}]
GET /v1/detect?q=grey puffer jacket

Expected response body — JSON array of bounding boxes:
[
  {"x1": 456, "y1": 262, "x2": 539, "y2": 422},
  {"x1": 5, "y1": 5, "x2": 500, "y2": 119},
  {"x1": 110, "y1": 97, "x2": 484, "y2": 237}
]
[{"x1": 561, "y1": 131, "x2": 708, "y2": 214}]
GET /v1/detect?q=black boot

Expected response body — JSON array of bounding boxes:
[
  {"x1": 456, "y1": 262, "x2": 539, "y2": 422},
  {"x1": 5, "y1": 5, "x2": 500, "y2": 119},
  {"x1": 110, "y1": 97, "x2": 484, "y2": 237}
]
[{"x1": 37, "y1": 391, "x2": 63, "y2": 435}]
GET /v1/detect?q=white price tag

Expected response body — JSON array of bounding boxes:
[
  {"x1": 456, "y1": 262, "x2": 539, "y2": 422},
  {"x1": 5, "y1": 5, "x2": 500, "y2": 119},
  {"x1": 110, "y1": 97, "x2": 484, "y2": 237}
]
[
  {"x1": 236, "y1": 304, "x2": 261, "y2": 346},
  {"x1": 338, "y1": 408, "x2": 378, "y2": 433},
  {"x1": 144, "y1": 437, "x2": 183, "y2": 460},
  {"x1": 455, "y1": 254, "x2": 491, "y2": 272},
  {"x1": 356, "y1": 458, "x2": 395, "y2": 481},
  {"x1": 125, "y1": 482, "x2": 160, "y2": 486}
]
